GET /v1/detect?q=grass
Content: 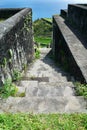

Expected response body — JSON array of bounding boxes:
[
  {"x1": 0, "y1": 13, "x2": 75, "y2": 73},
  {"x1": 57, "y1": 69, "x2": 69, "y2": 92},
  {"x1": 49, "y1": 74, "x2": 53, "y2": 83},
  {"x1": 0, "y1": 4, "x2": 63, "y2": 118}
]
[
  {"x1": 0, "y1": 78, "x2": 26, "y2": 98},
  {"x1": 74, "y1": 82, "x2": 87, "y2": 99},
  {"x1": 0, "y1": 113, "x2": 87, "y2": 129},
  {"x1": 34, "y1": 36, "x2": 51, "y2": 47},
  {"x1": 35, "y1": 48, "x2": 40, "y2": 59},
  {"x1": 0, "y1": 79, "x2": 18, "y2": 98}
]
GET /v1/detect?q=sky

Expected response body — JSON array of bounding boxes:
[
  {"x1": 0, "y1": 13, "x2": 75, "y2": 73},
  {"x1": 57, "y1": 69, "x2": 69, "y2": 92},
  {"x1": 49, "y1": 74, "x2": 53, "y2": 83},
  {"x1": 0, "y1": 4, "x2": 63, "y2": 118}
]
[
  {"x1": 0, "y1": 0, "x2": 87, "y2": 20},
  {"x1": 0, "y1": 0, "x2": 87, "y2": 7}
]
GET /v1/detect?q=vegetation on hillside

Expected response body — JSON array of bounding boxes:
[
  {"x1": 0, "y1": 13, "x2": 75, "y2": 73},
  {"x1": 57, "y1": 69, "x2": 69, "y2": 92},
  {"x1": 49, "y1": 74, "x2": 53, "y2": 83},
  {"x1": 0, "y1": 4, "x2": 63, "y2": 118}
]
[
  {"x1": 33, "y1": 18, "x2": 52, "y2": 47},
  {"x1": 0, "y1": 113, "x2": 87, "y2": 129},
  {"x1": 42, "y1": 18, "x2": 52, "y2": 23}
]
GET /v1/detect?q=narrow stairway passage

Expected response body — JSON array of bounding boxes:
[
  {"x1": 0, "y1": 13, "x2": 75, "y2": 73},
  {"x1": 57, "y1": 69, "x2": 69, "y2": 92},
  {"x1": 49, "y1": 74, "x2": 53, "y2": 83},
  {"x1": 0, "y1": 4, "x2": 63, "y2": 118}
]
[{"x1": 0, "y1": 48, "x2": 87, "y2": 113}]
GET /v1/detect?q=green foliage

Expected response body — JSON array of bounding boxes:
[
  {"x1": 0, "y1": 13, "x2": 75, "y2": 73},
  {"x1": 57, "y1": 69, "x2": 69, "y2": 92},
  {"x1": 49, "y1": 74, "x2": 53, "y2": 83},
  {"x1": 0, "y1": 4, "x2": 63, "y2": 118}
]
[
  {"x1": 35, "y1": 48, "x2": 40, "y2": 59},
  {"x1": 0, "y1": 113, "x2": 87, "y2": 129},
  {"x1": 75, "y1": 82, "x2": 87, "y2": 98},
  {"x1": 12, "y1": 69, "x2": 22, "y2": 81},
  {"x1": 33, "y1": 18, "x2": 52, "y2": 36},
  {"x1": 33, "y1": 18, "x2": 52, "y2": 47},
  {"x1": 0, "y1": 79, "x2": 18, "y2": 98},
  {"x1": 34, "y1": 36, "x2": 51, "y2": 47}
]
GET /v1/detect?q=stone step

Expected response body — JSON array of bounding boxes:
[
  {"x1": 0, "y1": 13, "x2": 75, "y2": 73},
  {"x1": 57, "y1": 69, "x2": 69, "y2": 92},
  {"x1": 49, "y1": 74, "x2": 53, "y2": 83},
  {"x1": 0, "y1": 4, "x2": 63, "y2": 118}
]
[
  {"x1": 22, "y1": 74, "x2": 68, "y2": 83},
  {"x1": 39, "y1": 81, "x2": 74, "y2": 88},
  {"x1": 17, "y1": 81, "x2": 75, "y2": 97},
  {"x1": 19, "y1": 80, "x2": 74, "y2": 88},
  {"x1": 19, "y1": 80, "x2": 38, "y2": 88},
  {"x1": 0, "y1": 96, "x2": 87, "y2": 113},
  {"x1": 26, "y1": 83, "x2": 75, "y2": 97}
]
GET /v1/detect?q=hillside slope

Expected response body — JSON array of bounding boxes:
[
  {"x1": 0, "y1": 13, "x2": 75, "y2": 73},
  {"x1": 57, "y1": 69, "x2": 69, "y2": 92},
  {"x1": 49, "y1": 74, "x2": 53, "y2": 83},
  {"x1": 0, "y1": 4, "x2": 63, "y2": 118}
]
[{"x1": 33, "y1": 18, "x2": 52, "y2": 47}]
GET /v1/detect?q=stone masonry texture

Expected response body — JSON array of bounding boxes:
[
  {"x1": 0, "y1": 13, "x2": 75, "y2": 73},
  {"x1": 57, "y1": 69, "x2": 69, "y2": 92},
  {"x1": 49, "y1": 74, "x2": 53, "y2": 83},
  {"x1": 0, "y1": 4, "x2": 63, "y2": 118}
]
[
  {"x1": 0, "y1": 8, "x2": 34, "y2": 86},
  {"x1": 52, "y1": 15, "x2": 87, "y2": 83},
  {"x1": 68, "y1": 4, "x2": 87, "y2": 39}
]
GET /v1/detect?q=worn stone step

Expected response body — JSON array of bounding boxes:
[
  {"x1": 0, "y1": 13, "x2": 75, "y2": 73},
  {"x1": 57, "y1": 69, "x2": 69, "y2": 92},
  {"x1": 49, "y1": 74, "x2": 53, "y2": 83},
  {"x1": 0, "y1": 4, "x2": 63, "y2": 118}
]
[
  {"x1": 25, "y1": 83, "x2": 75, "y2": 97},
  {"x1": 17, "y1": 81, "x2": 75, "y2": 97},
  {"x1": 0, "y1": 96, "x2": 86, "y2": 113},
  {"x1": 39, "y1": 81, "x2": 74, "y2": 88},
  {"x1": 19, "y1": 80, "x2": 74, "y2": 88},
  {"x1": 25, "y1": 68, "x2": 69, "y2": 81},
  {"x1": 17, "y1": 80, "x2": 38, "y2": 96},
  {"x1": 19, "y1": 80, "x2": 38, "y2": 88},
  {"x1": 22, "y1": 75, "x2": 68, "y2": 83}
]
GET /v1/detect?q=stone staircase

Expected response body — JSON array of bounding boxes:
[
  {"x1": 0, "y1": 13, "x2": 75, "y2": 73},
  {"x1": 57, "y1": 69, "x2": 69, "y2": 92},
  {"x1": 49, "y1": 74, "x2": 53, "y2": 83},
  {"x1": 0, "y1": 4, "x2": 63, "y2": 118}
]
[{"x1": 0, "y1": 48, "x2": 87, "y2": 113}]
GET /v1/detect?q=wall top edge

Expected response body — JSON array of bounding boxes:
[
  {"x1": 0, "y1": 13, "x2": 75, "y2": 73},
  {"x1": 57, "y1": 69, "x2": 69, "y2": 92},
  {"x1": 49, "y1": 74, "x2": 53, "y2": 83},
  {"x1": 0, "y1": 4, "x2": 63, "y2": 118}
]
[
  {"x1": 68, "y1": 4, "x2": 87, "y2": 10},
  {"x1": 0, "y1": 8, "x2": 32, "y2": 39}
]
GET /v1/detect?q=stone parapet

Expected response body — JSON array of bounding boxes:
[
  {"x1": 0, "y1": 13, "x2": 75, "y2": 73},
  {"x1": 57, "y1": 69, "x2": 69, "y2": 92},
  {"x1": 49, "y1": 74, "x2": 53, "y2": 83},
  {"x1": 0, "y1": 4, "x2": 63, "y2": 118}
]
[
  {"x1": 0, "y1": 8, "x2": 34, "y2": 85},
  {"x1": 52, "y1": 15, "x2": 87, "y2": 83}
]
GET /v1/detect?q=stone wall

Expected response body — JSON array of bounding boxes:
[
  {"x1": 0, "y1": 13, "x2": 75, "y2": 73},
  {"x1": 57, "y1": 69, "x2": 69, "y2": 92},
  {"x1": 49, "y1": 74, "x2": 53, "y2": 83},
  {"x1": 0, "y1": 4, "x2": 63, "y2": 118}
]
[
  {"x1": 68, "y1": 4, "x2": 87, "y2": 36},
  {"x1": 0, "y1": 8, "x2": 34, "y2": 86},
  {"x1": 60, "y1": 9, "x2": 67, "y2": 19},
  {"x1": 52, "y1": 15, "x2": 87, "y2": 83}
]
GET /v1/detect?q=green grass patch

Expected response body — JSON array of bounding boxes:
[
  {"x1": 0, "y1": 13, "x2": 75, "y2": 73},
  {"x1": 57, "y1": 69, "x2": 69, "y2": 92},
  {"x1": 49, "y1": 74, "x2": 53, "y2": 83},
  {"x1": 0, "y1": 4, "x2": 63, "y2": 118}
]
[
  {"x1": 35, "y1": 48, "x2": 40, "y2": 59},
  {"x1": 0, "y1": 113, "x2": 87, "y2": 129},
  {"x1": 0, "y1": 79, "x2": 18, "y2": 98},
  {"x1": 34, "y1": 36, "x2": 51, "y2": 47},
  {"x1": 74, "y1": 82, "x2": 87, "y2": 99}
]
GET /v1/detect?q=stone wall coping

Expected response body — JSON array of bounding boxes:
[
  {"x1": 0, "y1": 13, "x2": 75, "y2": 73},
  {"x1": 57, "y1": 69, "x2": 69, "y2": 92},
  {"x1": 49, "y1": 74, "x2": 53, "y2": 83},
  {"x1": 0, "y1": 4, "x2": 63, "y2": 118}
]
[
  {"x1": 0, "y1": 8, "x2": 31, "y2": 39},
  {"x1": 68, "y1": 4, "x2": 87, "y2": 10},
  {"x1": 53, "y1": 15, "x2": 87, "y2": 82}
]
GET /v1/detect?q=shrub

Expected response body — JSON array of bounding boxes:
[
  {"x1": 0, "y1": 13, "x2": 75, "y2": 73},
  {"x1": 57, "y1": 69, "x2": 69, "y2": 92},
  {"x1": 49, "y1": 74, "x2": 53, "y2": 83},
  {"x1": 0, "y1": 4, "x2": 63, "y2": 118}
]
[{"x1": 0, "y1": 79, "x2": 18, "y2": 98}]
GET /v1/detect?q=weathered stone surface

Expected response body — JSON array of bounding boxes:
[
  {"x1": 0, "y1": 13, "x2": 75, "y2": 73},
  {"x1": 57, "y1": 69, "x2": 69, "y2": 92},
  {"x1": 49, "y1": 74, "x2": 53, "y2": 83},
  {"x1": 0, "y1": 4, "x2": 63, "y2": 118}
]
[
  {"x1": 52, "y1": 15, "x2": 87, "y2": 83},
  {"x1": 0, "y1": 8, "x2": 34, "y2": 85},
  {"x1": 0, "y1": 96, "x2": 86, "y2": 113},
  {"x1": 0, "y1": 48, "x2": 87, "y2": 114},
  {"x1": 68, "y1": 4, "x2": 87, "y2": 37}
]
